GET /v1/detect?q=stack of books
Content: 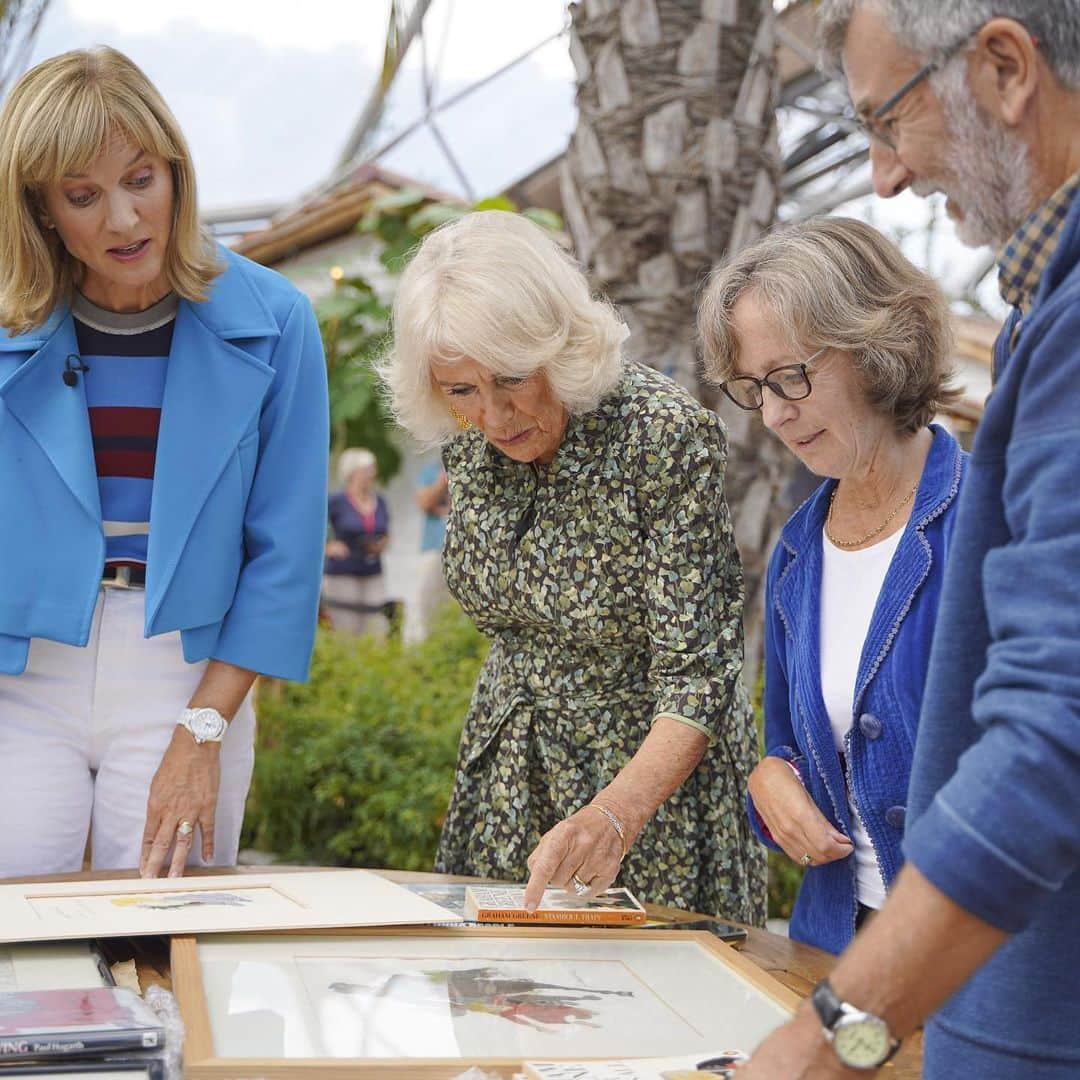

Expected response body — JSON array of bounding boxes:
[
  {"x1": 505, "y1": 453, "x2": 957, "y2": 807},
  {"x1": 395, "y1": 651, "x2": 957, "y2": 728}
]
[{"x1": 0, "y1": 987, "x2": 166, "y2": 1078}]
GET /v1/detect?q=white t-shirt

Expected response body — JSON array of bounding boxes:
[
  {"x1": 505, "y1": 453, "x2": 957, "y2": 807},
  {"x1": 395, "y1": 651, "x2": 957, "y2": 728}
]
[{"x1": 819, "y1": 526, "x2": 904, "y2": 910}]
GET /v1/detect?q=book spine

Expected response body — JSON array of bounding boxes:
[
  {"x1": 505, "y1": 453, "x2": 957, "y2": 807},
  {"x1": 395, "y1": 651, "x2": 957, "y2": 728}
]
[
  {"x1": 0, "y1": 1027, "x2": 163, "y2": 1061},
  {"x1": 473, "y1": 908, "x2": 644, "y2": 925}
]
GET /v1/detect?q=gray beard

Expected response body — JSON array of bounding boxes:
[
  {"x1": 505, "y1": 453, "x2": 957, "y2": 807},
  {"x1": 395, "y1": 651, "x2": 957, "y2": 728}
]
[{"x1": 919, "y1": 86, "x2": 1035, "y2": 251}]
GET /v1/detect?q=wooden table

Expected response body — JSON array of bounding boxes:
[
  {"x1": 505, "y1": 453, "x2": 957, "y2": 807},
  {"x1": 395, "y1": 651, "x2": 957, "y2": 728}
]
[{"x1": 7, "y1": 867, "x2": 922, "y2": 1077}]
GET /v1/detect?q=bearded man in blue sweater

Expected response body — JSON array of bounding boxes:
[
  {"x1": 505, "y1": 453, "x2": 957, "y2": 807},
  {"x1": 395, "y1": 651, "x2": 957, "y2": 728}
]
[{"x1": 738, "y1": 2, "x2": 1080, "y2": 1077}]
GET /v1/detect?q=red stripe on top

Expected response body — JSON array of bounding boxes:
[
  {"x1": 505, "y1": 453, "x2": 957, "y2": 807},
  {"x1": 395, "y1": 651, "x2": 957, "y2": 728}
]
[
  {"x1": 89, "y1": 406, "x2": 161, "y2": 438},
  {"x1": 95, "y1": 449, "x2": 156, "y2": 479}
]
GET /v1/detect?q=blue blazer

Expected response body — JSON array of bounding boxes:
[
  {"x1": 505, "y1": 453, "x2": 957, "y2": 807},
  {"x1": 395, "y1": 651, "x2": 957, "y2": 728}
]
[
  {"x1": 0, "y1": 246, "x2": 329, "y2": 682},
  {"x1": 749, "y1": 424, "x2": 966, "y2": 953}
]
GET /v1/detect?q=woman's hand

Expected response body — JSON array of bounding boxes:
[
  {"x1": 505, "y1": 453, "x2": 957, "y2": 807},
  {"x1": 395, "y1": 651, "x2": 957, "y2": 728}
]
[
  {"x1": 748, "y1": 756, "x2": 853, "y2": 867},
  {"x1": 325, "y1": 539, "x2": 349, "y2": 559},
  {"x1": 139, "y1": 727, "x2": 222, "y2": 878},
  {"x1": 523, "y1": 803, "x2": 632, "y2": 911}
]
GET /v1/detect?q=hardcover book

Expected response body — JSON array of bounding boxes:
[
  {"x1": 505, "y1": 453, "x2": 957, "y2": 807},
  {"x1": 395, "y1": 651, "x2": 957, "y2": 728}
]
[
  {"x1": 0, "y1": 987, "x2": 163, "y2": 1062},
  {"x1": 463, "y1": 885, "x2": 647, "y2": 925}
]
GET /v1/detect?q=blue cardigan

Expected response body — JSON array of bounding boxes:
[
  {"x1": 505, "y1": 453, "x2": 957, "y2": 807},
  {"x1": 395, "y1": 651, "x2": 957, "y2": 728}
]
[
  {"x1": 749, "y1": 424, "x2": 966, "y2": 954},
  {"x1": 903, "y1": 193, "x2": 1080, "y2": 1077},
  {"x1": 0, "y1": 246, "x2": 329, "y2": 682}
]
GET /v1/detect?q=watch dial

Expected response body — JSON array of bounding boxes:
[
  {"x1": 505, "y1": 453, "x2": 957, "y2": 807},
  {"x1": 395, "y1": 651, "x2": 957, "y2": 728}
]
[
  {"x1": 193, "y1": 710, "x2": 224, "y2": 739},
  {"x1": 834, "y1": 1017, "x2": 890, "y2": 1067}
]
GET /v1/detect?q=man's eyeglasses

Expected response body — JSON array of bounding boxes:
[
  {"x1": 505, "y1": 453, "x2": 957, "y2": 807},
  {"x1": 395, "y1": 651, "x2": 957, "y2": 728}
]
[
  {"x1": 853, "y1": 36, "x2": 971, "y2": 151},
  {"x1": 719, "y1": 348, "x2": 826, "y2": 412}
]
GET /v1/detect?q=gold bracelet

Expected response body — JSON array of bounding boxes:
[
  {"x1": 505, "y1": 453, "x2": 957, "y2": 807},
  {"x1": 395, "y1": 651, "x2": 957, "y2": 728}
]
[{"x1": 585, "y1": 803, "x2": 628, "y2": 862}]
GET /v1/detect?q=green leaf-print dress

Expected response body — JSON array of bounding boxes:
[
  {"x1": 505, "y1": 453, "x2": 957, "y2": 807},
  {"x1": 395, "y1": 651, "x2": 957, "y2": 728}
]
[{"x1": 435, "y1": 363, "x2": 767, "y2": 924}]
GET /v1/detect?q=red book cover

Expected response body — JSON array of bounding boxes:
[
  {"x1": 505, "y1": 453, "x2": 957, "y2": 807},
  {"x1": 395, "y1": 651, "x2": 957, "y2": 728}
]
[{"x1": 0, "y1": 987, "x2": 163, "y2": 1060}]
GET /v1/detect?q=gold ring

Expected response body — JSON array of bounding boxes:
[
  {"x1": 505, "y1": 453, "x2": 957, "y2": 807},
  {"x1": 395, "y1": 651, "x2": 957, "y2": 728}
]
[
  {"x1": 800, "y1": 852, "x2": 812, "y2": 867},
  {"x1": 177, "y1": 820, "x2": 195, "y2": 838},
  {"x1": 571, "y1": 873, "x2": 590, "y2": 896}
]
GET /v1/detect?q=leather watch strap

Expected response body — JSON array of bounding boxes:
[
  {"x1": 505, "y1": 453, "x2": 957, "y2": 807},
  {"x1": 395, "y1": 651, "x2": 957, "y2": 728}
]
[{"x1": 811, "y1": 979, "x2": 845, "y2": 1030}]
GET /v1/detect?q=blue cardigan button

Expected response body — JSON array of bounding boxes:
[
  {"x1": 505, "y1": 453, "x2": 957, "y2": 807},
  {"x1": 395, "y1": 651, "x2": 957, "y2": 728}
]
[
  {"x1": 885, "y1": 805, "x2": 906, "y2": 829},
  {"x1": 859, "y1": 713, "x2": 883, "y2": 740}
]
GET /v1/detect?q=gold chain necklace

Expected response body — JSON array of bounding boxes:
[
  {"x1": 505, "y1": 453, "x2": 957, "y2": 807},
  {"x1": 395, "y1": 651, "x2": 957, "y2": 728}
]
[{"x1": 825, "y1": 479, "x2": 919, "y2": 550}]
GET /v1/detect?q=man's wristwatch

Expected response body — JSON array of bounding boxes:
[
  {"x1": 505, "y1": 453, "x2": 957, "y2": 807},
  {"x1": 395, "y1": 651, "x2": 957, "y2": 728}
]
[
  {"x1": 811, "y1": 979, "x2": 900, "y2": 1070},
  {"x1": 178, "y1": 706, "x2": 228, "y2": 744}
]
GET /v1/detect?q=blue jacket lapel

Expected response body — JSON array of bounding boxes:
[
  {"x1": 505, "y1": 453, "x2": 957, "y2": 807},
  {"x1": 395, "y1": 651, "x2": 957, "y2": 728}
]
[
  {"x1": 0, "y1": 312, "x2": 101, "y2": 527},
  {"x1": 144, "y1": 255, "x2": 279, "y2": 622},
  {"x1": 775, "y1": 494, "x2": 848, "y2": 802}
]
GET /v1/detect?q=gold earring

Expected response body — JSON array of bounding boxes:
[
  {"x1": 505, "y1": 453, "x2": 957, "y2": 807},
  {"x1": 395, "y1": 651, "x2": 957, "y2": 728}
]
[{"x1": 450, "y1": 407, "x2": 472, "y2": 432}]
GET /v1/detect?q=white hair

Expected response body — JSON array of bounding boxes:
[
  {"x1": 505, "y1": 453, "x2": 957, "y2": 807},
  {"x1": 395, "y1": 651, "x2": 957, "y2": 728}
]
[
  {"x1": 337, "y1": 447, "x2": 376, "y2": 487},
  {"x1": 819, "y1": 0, "x2": 1080, "y2": 89},
  {"x1": 377, "y1": 211, "x2": 629, "y2": 446}
]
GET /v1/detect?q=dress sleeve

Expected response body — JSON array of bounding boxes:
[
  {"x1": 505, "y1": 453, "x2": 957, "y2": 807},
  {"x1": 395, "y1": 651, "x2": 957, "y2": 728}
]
[{"x1": 637, "y1": 408, "x2": 747, "y2": 744}]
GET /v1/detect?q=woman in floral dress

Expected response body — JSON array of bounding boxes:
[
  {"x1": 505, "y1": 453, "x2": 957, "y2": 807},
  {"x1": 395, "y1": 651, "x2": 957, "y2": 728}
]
[{"x1": 379, "y1": 212, "x2": 765, "y2": 923}]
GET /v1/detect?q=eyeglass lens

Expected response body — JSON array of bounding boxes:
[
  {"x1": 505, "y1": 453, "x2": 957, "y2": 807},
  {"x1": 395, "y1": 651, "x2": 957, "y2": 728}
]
[{"x1": 724, "y1": 365, "x2": 811, "y2": 410}]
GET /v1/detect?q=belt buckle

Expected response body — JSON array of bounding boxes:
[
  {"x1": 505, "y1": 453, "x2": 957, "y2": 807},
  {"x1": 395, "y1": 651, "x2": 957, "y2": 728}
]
[{"x1": 102, "y1": 565, "x2": 136, "y2": 589}]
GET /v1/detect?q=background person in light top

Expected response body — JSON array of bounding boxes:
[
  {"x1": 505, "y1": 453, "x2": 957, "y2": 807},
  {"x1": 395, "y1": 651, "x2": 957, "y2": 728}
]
[
  {"x1": 699, "y1": 216, "x2": 967, "y2": 954},
  {"x1": 323, "y1": 447, "x2": 391, "y2": 638},
  {"x1": 0, "y1": 47, "x2": 328, "y2": 880}
]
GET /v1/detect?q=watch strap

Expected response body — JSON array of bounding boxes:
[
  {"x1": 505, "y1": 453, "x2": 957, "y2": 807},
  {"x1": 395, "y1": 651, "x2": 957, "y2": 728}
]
[{"x1": 811, "y1": 979, "x2": 844, "y2": 1030}]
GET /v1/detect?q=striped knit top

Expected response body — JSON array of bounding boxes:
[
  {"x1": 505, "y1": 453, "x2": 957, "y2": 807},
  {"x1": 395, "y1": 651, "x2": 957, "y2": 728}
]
[{"x1": 72, "y1": 291, "x2": 176, "y2": 569}]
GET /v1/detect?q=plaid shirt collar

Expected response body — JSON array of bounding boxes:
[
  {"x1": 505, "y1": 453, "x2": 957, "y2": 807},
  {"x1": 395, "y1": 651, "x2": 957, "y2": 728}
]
[{"x1": 998, "y1": 171, "x2": 1080, "y2": 313}]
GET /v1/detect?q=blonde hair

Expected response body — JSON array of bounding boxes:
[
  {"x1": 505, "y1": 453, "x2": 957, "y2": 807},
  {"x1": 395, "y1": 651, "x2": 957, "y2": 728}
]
[
  {"x1": 338, "y1": 447, "x2": 377, "y2": 487},
  {"x1": 698, "y1": 216, "x2": 960, "y2": 434},
  {"x1": 0, "y1": 46, "x2": 221, "y2": 334},
  {"x1": 378, "y1": 211, "x2": 628, "y2": 445}
]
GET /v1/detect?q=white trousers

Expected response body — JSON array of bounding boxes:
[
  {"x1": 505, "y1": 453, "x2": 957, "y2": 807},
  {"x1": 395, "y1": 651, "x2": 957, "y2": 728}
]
[{"x1": 0, "y1": 587, "x2": 255, "y2": 878}]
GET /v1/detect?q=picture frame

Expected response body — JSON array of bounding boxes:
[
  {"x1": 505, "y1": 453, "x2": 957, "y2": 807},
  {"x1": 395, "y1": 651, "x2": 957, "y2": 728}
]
[
  {"x1": 171, "y1": 926, "x2": 801, "y2": 1079},
  {"x1": 0, "y1": 871, "x2": 460, "y2": 945}
]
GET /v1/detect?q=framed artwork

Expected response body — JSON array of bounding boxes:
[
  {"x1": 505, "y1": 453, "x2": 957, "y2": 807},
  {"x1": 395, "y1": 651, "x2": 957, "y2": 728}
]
[
  {"x1": 0, "y1": 871, "x2": 460, "y2": 945},
  {"x1": 172, "y1": 927, "x2": 801, "y2": 1079}
]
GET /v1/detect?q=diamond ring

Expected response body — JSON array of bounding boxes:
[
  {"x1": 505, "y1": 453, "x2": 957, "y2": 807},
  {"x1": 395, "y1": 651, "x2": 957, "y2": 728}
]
[
  {"x1": 571, "y1": 873, "x2": 590, "y2": 896},
  {"x1": 177, "y1": 820, "x2": 195, "y2": 838},
  {"x1": 800, "y1": 852, "x2": 812, "y2": 867}
]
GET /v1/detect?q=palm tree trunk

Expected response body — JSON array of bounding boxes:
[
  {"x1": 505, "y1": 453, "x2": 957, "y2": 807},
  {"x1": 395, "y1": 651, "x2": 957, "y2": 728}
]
[{"x1": 561, "y1": 0, "x2": 795, "y2": 684}]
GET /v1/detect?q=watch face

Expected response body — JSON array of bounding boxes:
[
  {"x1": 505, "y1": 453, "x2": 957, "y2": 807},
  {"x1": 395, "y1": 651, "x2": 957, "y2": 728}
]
[
  {"x1": 833, "y1": 1015, "x2": 891, "y2": 1068},
  {"x1": 191, "y1": 709, "x2": 226, "y2": 740}
]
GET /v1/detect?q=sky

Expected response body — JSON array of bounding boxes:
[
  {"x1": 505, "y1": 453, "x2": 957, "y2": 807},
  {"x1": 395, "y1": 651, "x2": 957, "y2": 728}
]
[
  {"x1": 29, "y1": 0, "x2": 575, "y2": 210},
  {"x1": 22, "y1": 0, "x2": 1003, "y2": 317}
]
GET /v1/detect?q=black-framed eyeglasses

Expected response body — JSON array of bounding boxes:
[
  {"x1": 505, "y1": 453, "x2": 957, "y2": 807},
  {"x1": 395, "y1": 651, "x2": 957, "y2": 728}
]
[
  {"x1": 719, "y1": 348, "x2": 826, "y2": 412},
  {"x1": 853, "y1": 36, "x2": 971, "y2": 150}
]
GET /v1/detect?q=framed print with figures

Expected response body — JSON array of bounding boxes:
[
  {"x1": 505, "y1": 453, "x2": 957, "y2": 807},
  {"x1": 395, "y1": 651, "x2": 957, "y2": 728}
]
[{"x1": 171, "y1": 926, "x2": 800, "y2": 1078}]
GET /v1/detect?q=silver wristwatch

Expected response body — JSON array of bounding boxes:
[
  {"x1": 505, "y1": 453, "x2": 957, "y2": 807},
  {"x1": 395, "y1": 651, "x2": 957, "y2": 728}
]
[
  {"x1": 178, "y1": 706, "x2": 228, "y2": 744},
  {"x1": 811, "y1": 979, "x2": 900, "y2": 1069}
]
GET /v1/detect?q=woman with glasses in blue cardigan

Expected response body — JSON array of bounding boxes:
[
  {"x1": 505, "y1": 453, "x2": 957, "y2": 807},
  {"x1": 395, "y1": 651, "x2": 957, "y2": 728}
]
[{"x1": 700, "y1": 217, "x2": 968, "y2": 954}]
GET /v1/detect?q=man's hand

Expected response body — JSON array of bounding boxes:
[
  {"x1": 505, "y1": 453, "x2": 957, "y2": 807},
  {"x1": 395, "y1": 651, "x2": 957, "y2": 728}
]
[{"x1": 735, "y1": 1005, "x2": 869, "y2": 1078}]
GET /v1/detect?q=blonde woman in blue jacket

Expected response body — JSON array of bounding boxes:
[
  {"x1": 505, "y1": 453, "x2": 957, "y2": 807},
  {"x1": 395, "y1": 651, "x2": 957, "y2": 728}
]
[
  {"x1": 699, "y1": 217, "x2": 966, "y2": 953},
  {"x1": 0, "y1": 48, "x2": 328, "y2": 879}
]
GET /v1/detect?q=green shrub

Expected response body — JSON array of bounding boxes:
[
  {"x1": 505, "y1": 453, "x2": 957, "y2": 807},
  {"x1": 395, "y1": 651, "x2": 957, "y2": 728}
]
[{"x1": 242, "y1": 605, "x2": 488, "y2": 869}]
